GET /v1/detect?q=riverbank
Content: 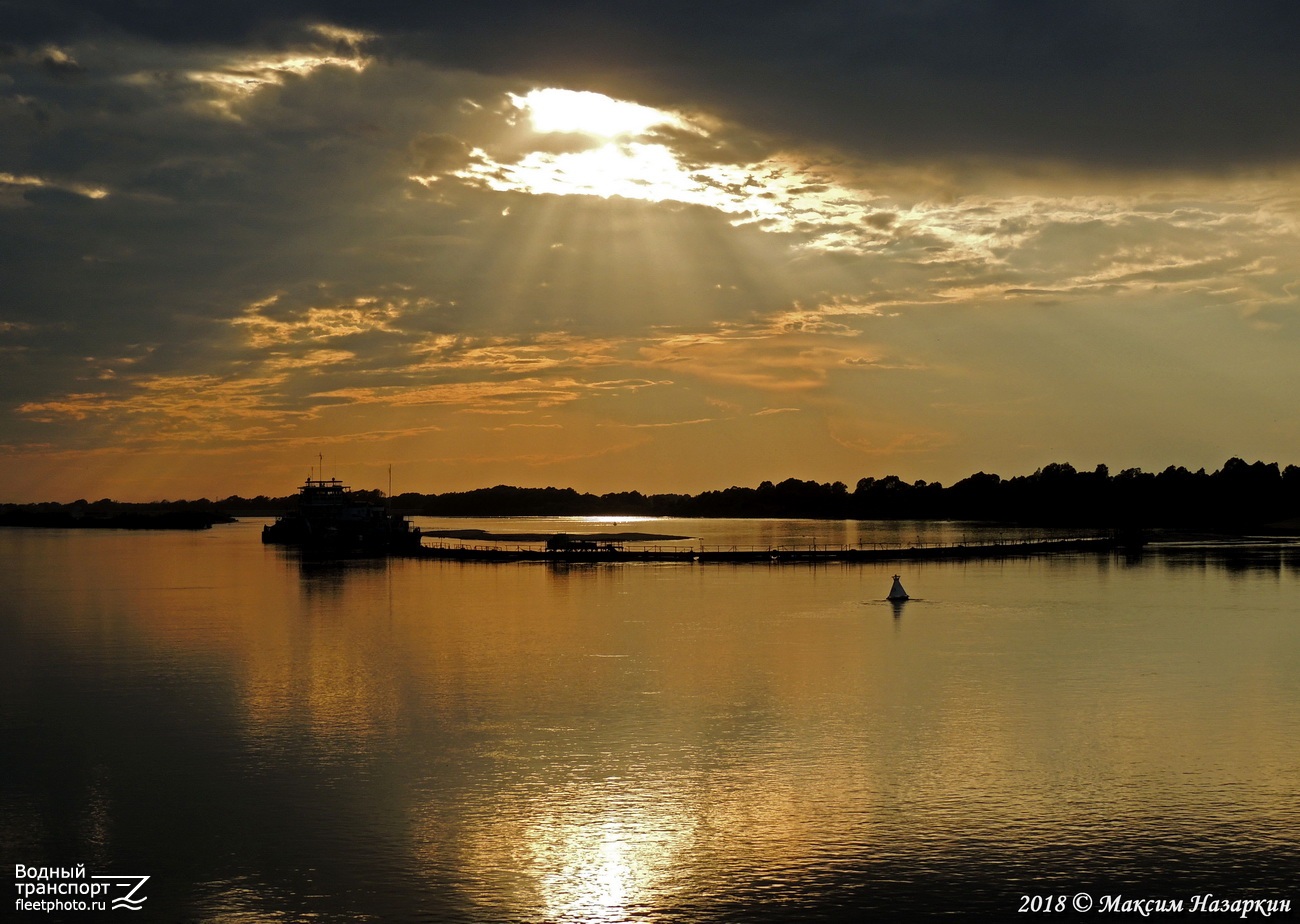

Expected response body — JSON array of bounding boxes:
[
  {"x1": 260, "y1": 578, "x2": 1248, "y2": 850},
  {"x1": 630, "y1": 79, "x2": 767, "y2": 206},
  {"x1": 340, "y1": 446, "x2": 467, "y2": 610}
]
[{"x1": 0, "y1": 509, "x2": 234, "y2": 530}]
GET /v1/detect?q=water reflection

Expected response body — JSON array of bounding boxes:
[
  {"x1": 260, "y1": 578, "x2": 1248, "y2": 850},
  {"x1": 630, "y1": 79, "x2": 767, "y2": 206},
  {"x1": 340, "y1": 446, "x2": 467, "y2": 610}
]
[
  {"x1": 1148, "y1": 542, "x2": 1300, "y2": 577},
  {"x1": 445, "y1": 776, "x2": 698, "y2": 922}
]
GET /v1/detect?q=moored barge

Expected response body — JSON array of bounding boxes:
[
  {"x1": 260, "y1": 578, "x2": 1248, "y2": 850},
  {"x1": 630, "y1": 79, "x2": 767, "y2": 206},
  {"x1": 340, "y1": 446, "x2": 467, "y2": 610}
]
[{"x1": 262, "y1": 477, "x2": 422, "y2": 554}]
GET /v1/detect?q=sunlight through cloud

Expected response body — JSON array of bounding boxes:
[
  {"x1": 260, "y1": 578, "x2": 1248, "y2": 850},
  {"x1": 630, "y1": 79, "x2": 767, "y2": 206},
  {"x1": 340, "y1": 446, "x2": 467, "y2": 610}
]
[
  {"x1": 513, "y1": 88, "x2": 686, "y2": 138},
  {"x1": 1, "y1": 172, "x2": 109, "y2": 202},
  {"x1": 127, "y1": 23, "x2": 376, "y2": 117},
  {"x1": 447, "y1": 88, "x2": 901, "y2": 252}
]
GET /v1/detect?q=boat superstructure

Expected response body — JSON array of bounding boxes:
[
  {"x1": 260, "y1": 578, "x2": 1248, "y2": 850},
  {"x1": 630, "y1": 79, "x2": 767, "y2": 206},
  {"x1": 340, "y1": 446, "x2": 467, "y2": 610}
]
[{"x1": 261, "y1": 476, "x2": 421, "y2": 553}]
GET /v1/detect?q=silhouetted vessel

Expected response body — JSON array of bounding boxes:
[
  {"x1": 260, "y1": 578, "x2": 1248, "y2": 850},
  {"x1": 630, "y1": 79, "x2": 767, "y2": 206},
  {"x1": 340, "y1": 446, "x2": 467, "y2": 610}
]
[
  {"x1": 261, "y1": 477, "x2": 421, "y2": 553},
  {"x1": 887, "y1": 574, "x2": 909, "y2": 601}
]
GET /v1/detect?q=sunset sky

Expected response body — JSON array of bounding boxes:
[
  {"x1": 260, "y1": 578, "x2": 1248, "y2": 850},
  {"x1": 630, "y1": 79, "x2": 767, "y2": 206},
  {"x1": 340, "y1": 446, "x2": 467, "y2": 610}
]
[{"x1": 3, "y1": 1, "x2": 1298, "y2": 501}]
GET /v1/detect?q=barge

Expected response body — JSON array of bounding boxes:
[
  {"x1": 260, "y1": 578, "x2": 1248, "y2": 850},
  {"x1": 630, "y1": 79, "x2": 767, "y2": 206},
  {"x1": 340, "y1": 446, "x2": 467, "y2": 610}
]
[{"x1": 262, "y1": 476, "x2": 422, "y2": 554}]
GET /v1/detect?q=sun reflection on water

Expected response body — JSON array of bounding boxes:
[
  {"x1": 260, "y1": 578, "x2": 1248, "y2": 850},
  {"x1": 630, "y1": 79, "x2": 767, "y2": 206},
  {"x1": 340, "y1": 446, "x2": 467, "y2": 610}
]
[
  {"x1": 535, "y1": 816, "x2": 641, "y2": 922},
  {"x1": 422, "y1": 773, "x2": 697, "y2": 923}
]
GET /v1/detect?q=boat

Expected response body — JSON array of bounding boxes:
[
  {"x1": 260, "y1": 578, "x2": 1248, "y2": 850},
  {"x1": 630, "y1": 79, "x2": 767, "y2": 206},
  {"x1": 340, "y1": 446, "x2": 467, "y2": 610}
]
[
  {"x1": 261, "y1": 476, "x2": 422, "y2": 553},
  {"x1": 887, "y1": 574, "x2": 909, "y2": 601}
]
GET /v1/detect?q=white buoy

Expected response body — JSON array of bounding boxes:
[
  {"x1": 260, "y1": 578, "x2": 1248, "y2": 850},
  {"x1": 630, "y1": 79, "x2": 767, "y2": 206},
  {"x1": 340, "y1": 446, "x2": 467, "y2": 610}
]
[{"x1": 887, "y1": 574, "x2": 909, "y2": 601}]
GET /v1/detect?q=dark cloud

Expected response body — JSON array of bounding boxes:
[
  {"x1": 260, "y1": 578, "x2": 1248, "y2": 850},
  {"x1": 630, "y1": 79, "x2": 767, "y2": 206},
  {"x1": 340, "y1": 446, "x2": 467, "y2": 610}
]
[
  {"x1": 407, "y1": 132, "x2": 472, "y2": 174},
  {"x1": 6, "y1": 0, "x2": 1300, "y2": 167}
]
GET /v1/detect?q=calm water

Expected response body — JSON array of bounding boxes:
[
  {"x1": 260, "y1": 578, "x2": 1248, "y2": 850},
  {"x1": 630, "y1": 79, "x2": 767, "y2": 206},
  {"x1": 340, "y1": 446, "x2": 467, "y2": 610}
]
[{"x1": 2, "y1": 519, "x2": 1298, "y2": 921}]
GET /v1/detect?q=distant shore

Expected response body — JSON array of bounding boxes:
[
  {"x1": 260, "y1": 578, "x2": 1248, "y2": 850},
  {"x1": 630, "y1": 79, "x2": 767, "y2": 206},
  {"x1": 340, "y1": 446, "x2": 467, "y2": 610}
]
[
  {"x1": 0, "y1": 509, "x2": 234, "y2": 530},
  {"x1": 3, "y1": 456, "x2": 1298, "y2": 532}
]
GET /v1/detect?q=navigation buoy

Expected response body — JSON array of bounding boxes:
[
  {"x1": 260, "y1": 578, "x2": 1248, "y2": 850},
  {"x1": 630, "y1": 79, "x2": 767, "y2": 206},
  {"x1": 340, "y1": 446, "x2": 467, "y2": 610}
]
[{"x1": 887, "y1": 574, "x2": 909, "y2": 601}]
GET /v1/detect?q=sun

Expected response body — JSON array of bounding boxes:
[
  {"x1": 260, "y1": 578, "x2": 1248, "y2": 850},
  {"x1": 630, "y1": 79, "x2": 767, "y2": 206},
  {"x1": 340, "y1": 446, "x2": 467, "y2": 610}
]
[
  {"x1": 511, "y1": 88, "x2": 683, "y2": 139},
  {"x1": 442, "y1": 87, "x2": 880, "y2": 246}
]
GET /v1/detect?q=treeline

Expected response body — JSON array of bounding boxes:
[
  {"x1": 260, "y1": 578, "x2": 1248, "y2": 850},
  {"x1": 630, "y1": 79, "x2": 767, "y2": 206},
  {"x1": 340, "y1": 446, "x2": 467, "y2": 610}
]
[
  {"x1": 396, "y1": 458, "x2": 1300, "y2": 528},
  {"x1": 5, "y1": 458, "x2": 1297, "y2": 529},
  {"x1": 0, "y1": 496, "x2": 235, "y2": 530}
]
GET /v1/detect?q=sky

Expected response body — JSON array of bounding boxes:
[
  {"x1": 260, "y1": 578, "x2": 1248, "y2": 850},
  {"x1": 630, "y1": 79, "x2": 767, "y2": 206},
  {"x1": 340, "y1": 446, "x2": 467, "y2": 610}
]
[{"x1": 2, "y1": 1, "x2": 1298, "y2": 502}]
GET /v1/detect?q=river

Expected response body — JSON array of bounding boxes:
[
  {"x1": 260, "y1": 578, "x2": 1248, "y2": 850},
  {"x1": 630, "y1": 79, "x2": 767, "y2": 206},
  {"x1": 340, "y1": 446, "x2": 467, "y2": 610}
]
[{"x1": 2, "y1": 519, "x2": 1297, "y2": 920}]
